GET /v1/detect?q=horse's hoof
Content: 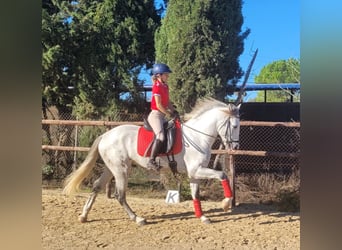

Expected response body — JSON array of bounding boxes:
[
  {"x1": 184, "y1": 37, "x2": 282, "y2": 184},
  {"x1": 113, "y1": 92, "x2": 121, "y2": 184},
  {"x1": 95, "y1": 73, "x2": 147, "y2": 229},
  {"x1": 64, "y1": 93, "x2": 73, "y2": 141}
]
[
  {"x1": 222, "y1": 197, "x2": 232, "y2": 212},
  {"x1": 79, "y1": 215, "x2": 87, "y2": 223},
  {"x1": 200, "y1": 216, "x2": 211, "y2": 224},
  {"x1": 136, "y1": 216, "x2": 146, "y2": 226}
]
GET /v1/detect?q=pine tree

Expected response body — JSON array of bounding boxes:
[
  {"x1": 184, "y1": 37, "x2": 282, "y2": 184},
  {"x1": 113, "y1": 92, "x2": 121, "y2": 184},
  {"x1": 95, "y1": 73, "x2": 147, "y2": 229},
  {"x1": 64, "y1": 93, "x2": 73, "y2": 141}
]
[{"x1": 155, "y1": 0, "x2": 249, "y2": 112}]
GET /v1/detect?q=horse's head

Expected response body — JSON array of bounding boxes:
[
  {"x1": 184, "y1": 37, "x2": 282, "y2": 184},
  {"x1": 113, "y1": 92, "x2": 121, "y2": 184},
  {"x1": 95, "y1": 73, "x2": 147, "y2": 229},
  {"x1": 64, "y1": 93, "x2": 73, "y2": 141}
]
[
  {"x1": 184, "y1": 98, "x2": 241, "y2": 150},
  {"x1": 217, "y1": 104, "x2": 241, "y2": 150}
]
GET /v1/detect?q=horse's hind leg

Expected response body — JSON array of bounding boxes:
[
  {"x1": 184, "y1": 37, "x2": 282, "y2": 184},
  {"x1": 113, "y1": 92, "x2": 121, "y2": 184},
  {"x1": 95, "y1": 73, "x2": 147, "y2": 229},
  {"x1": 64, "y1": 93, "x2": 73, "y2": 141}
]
[
  {"x1": 105, "y1": 177, "x2": 115, "y2": 199},
  {"x1": 113, "y1": 169, "x2": 147, "y2": 226},
  {"x1": 79, "y1": 167, "x2": 113, "y2": 223}
]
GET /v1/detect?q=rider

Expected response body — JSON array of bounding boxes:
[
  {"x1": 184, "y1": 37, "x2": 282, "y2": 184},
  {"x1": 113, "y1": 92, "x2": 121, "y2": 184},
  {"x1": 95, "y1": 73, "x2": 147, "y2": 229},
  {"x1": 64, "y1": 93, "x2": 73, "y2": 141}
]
[{"x1": 147, "y1": 63, "x2": 176, "y2": 171}]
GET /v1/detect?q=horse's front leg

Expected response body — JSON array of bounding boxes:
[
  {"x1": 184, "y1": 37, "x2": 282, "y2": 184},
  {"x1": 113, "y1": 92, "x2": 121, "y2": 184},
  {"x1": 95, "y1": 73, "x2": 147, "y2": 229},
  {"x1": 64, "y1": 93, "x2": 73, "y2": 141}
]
[
  {"x1": 192, "y1": 167, "x2": 233, "y2": 213},
  {"x1": 190, "y1": 179, "x2": 211, "y2": 224},
  {"x1": 221, "y1": 177, "x2": 233, "y2": 212}
]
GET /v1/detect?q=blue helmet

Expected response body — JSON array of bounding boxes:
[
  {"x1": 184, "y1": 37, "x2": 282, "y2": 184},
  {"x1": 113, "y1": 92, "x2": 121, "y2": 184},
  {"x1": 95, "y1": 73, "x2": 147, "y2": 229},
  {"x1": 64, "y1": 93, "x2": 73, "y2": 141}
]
[{"x1": 152, "y1": 63, "x2": 172, "y2": 75}]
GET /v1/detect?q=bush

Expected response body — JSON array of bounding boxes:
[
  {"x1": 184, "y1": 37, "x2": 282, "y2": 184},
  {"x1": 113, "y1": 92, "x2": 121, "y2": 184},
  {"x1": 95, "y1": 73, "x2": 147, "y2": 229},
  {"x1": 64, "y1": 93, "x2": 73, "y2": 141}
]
[
  {"x1": 275, "y1": 189, "x2": 300, "y2": 212},
  {"x1": 42, "y1": 164, "x2": 54, "y2": 180},
  {"x1": 233, "y1": 170, "x2": 300, "y2": 209}
]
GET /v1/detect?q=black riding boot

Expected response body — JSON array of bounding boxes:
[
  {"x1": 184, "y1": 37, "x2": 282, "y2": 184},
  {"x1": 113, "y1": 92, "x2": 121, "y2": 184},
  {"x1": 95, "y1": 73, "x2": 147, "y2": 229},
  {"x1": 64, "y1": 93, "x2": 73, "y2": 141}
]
[{"x1": 147, "y1": 139, "x2": 163, "y2": 171}]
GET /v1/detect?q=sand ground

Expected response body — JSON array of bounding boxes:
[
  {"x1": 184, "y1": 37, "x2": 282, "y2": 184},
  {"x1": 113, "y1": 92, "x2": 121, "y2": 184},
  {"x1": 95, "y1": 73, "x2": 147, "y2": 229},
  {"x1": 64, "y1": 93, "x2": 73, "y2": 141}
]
[{"x1": 42, "y1": 188, "x2": 300, "y2": 250}]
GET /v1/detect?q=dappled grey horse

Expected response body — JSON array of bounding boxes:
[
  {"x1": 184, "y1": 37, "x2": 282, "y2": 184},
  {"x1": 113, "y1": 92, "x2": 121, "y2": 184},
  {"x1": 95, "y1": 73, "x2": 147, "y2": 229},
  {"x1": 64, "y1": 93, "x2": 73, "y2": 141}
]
[{"x1": 63, "y1": 98, "x2": 240, "y2": 225}]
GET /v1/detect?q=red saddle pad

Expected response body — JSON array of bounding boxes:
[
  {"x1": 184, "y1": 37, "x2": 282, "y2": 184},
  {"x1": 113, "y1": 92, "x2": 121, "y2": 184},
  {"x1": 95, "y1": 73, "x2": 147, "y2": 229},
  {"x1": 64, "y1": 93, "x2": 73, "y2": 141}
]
[{"x1": 137, "y1": 120, "x2": 182, "y2": 157}]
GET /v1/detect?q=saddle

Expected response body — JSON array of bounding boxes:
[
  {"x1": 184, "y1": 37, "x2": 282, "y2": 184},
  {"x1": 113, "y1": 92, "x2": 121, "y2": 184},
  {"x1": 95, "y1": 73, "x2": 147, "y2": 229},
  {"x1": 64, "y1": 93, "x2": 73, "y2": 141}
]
[
  {"x1": 143, "y1": 119, "x2": 176, "y2": 153},
  {"x1": 137, "y1": 118, "x2": 182, "y2": 157}
]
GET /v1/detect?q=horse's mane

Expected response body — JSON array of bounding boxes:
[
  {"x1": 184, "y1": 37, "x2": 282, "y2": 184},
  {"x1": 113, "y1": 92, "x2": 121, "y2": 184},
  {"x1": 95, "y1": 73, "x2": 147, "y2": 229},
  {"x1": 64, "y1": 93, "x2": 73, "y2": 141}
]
[{"x1": 184, "y1": 97, "x2": 238, "y2": 120}]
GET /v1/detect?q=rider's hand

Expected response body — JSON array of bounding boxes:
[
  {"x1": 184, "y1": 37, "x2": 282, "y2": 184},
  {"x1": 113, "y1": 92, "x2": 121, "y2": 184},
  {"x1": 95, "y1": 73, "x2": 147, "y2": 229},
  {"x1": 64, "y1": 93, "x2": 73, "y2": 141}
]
[{"x1": 171, "y1": 110, "x2": 179, "y2": 119}]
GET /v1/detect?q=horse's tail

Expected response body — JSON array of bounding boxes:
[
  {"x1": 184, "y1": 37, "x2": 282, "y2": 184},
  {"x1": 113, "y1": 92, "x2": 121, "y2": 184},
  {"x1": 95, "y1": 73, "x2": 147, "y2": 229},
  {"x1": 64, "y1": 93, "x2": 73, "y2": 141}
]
[{"x1": 63, "y1": 136, "x2": 102, "y2": 195}]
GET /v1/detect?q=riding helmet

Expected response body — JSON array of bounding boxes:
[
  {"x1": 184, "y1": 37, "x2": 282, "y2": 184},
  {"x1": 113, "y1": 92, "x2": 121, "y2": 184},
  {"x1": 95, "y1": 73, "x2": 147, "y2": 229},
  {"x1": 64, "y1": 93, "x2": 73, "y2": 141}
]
[{"x1": 152, "y1": 63, "x2": 172, "y2": 75}]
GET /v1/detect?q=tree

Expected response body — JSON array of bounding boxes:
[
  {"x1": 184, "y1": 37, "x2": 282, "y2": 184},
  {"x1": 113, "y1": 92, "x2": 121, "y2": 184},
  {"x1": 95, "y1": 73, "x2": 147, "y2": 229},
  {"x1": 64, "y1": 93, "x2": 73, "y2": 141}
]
[
  {"x1": 42, "y1": 0, "x2": 75, "y2": 115},
  {"x1": 42, "y1": 0, "x2": 161, "y2": 119},
  {"x1": 154, "y1": 0, "x2": 250, "y2": 112},
  {"x1": 42, "y1": 0, "x2": 161, "y2": 176},
  {"x1": 252, "y1": 58, "x2": 300, "y2": 102}
]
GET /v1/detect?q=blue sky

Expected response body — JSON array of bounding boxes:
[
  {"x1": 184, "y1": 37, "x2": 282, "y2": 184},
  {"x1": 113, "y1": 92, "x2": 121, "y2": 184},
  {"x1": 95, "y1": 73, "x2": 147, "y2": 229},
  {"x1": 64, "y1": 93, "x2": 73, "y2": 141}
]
[
  {"x1": 142, "y1": 0, "x2": 300, "y2": 100},
  {"x1": 149, "y1": 0, "x2": 299, "y2": 82},
  {"x1": 240, "y1": 0, "x2": 300, "y2": 84}
]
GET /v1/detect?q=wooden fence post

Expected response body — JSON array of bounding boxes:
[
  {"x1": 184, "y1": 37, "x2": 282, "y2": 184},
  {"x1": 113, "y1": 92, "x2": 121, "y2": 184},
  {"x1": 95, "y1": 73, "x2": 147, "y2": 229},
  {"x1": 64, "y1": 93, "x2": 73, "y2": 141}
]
[{"x1": 72, "y1": 122, "x2": 78, "y2": 171}]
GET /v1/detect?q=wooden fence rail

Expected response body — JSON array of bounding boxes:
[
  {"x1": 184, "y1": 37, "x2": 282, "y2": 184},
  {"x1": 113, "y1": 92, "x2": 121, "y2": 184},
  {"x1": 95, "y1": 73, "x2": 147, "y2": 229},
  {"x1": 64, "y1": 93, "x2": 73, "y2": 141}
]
[
  {"x1": 41, "y1": 145, "x2": 299, "y2": 158},
  {"x1": 42, "y1": 119, "x2": 143, "y2": 126},
  {"x1": 42, "y1": 119, "x2": 300, "y2": 127}
]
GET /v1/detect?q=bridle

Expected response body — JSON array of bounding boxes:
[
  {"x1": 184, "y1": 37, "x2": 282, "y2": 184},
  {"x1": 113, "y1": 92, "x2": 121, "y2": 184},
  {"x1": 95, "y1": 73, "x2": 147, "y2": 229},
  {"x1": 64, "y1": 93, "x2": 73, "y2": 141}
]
[{"x1": 219, "y1": 116, "x2": 240, "y2": 145}]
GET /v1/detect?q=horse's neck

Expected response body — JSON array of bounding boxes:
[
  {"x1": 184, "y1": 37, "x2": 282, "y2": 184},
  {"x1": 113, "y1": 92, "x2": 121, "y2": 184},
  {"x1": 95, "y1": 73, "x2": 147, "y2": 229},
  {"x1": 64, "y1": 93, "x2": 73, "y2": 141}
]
[
  {"x1": 184, "y1": 111, "x2": 220, "y2": 146},
  {"x1": 187, "y1": 110, "x2": 220, "y2": 132}
]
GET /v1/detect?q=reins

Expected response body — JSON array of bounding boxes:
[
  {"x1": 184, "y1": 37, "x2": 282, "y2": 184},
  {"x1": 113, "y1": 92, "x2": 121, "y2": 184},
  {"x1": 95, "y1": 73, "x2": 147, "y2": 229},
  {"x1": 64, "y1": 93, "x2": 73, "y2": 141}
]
[
  {"x1": 181, "y1": 123, "x2": 217, "y2": 139},
  {"x1": 178, "y1": 120, "x2": 220, "y2": 154}
]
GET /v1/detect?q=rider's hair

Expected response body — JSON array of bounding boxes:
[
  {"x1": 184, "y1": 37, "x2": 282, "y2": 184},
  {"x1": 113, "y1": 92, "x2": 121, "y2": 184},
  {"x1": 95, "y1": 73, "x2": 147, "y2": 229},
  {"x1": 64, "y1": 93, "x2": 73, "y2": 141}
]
[{"x1": 152, "y1": 74, "x2": 161, "y2": 83}]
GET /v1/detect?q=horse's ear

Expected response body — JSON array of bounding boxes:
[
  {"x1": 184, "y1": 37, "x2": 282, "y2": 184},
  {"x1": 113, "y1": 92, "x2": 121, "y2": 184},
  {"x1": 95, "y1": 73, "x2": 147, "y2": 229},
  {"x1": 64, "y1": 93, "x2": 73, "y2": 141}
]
[{"x1": 237, "y1": 103, "x2": 241, "y2": 109}]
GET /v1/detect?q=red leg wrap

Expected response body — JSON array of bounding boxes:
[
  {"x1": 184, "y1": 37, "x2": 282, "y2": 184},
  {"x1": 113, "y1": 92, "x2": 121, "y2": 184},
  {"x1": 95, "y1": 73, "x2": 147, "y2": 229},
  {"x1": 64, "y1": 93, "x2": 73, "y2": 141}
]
[
  {"x1": 193, "y1": 199, "x2": 203, "y2": 218},
  {"x1": 221, "y1": 179, "x2": 232, "y2": 198}
]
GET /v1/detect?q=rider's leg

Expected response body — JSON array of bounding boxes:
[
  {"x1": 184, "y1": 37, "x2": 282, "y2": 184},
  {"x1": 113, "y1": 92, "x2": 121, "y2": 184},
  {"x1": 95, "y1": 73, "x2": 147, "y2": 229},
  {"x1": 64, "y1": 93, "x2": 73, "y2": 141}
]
[
  {"x1": 147, "y1": 138, "x2": 163, "y2": 170},
  {"x1": 147, "y1": 110, "x2": 165, "y2": 171}
]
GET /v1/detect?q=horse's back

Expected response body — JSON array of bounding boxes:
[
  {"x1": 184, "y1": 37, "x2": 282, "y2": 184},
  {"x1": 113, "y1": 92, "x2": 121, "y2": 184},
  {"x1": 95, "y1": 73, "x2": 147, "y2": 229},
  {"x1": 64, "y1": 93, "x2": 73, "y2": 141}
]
[
  {"x1": 97, "y1": 123, "x2": 190, "y2": 173},
  {"x1": 98, "y1": 124, "x2": 139, "y2": 155}
]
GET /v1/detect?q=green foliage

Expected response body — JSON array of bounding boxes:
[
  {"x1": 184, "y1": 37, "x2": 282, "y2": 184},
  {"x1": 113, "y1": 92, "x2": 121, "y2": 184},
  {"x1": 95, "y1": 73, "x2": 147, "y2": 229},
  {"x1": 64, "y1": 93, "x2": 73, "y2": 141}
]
[
  {"x1": 255, "y1": 58, "x2": 300, "y2": 83},
  {"x1": 42, "y1": 0, "x2": 160, "y2": 118},
  {"x1": 42, "y1": 164, "x2": 54, "y2": 179},
  {"x1": 252, "y1": 58, "x2": 300, "y2": 102},
  {"x1": 78, "y1": 126, "x2": 106, "y2": 148},
  {"x1": 155, "y1": 0, "x2": 250, "y2": 112}
]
